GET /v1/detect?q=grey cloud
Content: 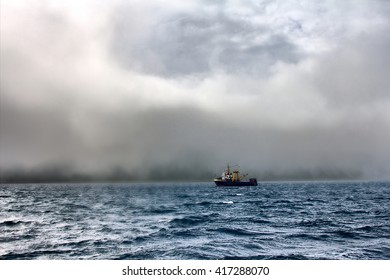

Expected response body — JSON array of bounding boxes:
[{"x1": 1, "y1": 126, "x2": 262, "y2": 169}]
[
  {"x1": 1, "y1": 0, "x2": 390, "y2": 182},
  {"x1": 217, "y1": 34, "x2": 300, "y2": 75},
  {"x1": 112, "y1": 7, "x2": 301, "y2": 77},
  {"x1": 312, "y1": 32, "x2": 390, "y2": 107}
]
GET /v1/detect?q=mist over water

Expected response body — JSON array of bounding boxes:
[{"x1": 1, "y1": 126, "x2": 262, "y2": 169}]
[{"x1": 1, "y1": 181, "x2": 389, "y2": 260}]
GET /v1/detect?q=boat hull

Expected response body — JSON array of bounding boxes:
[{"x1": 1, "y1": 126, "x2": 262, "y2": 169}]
[{"x1": 214, "y1": 178, "x2": 257, "y2": 187}]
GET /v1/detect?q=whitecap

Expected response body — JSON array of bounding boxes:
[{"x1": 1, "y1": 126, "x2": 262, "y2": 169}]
[{"x1": 222, "y1": 201, "x2": 234, "y2": 204}]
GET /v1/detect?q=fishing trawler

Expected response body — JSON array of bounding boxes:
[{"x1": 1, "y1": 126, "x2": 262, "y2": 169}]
[{"x1": 214, "y1": 164, "x2": 257, "y2": 186}]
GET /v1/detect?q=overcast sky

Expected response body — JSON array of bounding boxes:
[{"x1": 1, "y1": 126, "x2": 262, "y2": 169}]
[{"x1": 1, "y1": 0, "x2": 390, "y2": 180}]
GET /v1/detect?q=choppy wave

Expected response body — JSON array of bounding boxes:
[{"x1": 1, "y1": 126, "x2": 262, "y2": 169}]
[{"x1": 0, "y1": 181, "x2": 389, "y2": 259}]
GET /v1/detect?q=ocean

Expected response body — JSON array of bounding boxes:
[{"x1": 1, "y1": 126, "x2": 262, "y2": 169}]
[{"x1": 0, "y1": 181, "x2": 389, "y2": 260}]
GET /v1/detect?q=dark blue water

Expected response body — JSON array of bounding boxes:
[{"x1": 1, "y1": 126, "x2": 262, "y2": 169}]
[{"x1": 1, "y1": 181, "x2": 389, "y2": 259}]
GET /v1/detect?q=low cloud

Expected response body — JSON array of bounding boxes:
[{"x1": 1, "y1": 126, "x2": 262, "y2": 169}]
[{"x1": 1, "y1": 0, "x2": 389, "y2": 182}]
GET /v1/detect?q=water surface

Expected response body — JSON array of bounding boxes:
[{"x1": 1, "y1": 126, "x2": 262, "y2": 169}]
[{"x1": 1, "y1": 181, "x2": 389, "y2": 259}]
